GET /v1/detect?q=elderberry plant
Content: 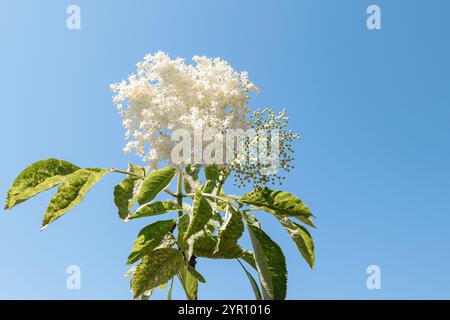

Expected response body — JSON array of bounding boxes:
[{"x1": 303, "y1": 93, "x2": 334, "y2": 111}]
[{"x1": 4, "y1": 52, "x2": 315, "y2": 300}]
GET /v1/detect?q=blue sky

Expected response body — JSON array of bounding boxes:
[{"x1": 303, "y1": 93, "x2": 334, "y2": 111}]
[{"x1": 1, "y1": 0, "x2": 449, "y2": 299}]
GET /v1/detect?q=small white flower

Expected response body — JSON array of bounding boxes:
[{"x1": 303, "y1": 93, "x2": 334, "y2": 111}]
[{"x1": 111, "y1": 51, "x2": 259, "y2": 168}]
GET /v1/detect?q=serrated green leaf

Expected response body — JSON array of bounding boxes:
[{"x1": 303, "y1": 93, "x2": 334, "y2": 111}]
[
  {"x1": 131, "y1": 248, "x2": 184, "y2": 299},
  {"x1": 277, "y1": 216, "x2": 315, "y2": 268},
  {"x1": 178, "y1": 213, "x2": 248, "y2": 260},
  {"x1": 240, "y1": 250, "x2": 257, "y2": 270},
  {"x1": 41, "y1": 168, "x2": 110, "y2": 229},
  {"x1": 183, "y1": 189, "x2": 212, "y2": 241},
  {"x1": 297, "y1": 215, "x2": 316, "y2": 228},
  {"x1": 178, "y1": 264, "x2": 198, "y2": 300},
  {"x1": 128, "y1": 200, "x2": 181, "y2": 220},
  {"x1": 114, "y1": 175, "x2": 141, "y2": 220},
  {"x1": 5, "y1": 158, "x2": 80, "y2": 209},
  {"x1": 135, "y1": 166, "x2": 176, "y2": 205},
  {"x1": 240, "y1": 187, "x2": 314, "y2": 226},
  {"x1": 204, "y1": 165, "x2": 222, "y2": 193},
  {"x1": 127, "y1": 219, "x2": 177, "y2": 264},
  {"x1": 244, "y1": 213, "x2": 287, "y2": 300},
  {"x1": 237, "y1": 259, "x2": 262, "y2": 300},
  {"x1": 177, "y1": 213, "x2": 190, "y2": 244},
  {"x1": 180, "y1": 207, "x2": 252, "y2": 264},
  {"x1": 215, "y1": 205, "x2": 244, "y2": 253},
  {"x1": 187, "y1": 265, "x2": 206, "y2": 283}
]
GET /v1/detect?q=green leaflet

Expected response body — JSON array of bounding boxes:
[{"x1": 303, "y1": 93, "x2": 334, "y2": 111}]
[
  {"x1": 188, "y1": 234, "x2": 249, "y2": 260},
  {"x1": 183, "y1": 189, "x2": 212, "y2": 241},
  {"x1": 204, "y1": 165, "x2": 222, "y2": 193},
  {"x1": 245, "y1": 213, "x2": 287, "y2": 300},
  {"x1": 190, "y1": 235, "x2": 243, "y2": 259},
  {"x1": 41, "y1": 168, "x2": 111, "y2": 229},
  {"x1": 296, "y1": 215, "x2": 316, "y2": 228},
  {"x1": 215, "y1": 205, "x2": 244, "y2": 253},
  {"x1": 237, "y1": 259, "x2": 262, "y2": 300},
  {"x1": 135, "y1": 166, "x2": 176, "y2": 205},
  {"x1": 131, "y1": 248, "x2": 184, "y2": 299},
  {"x1": 5, "y1": 158, "x2": 80, "y2": 209},
  {"x1": 240, "y1": 187, "x2": 314, "y2": 226},
  {"x1": 177, "y1": 214, "x2": 190, "y2": 246},
  {"x1": 178, "y1": 264, "x2": 198, "y2": 300},
  {"x1": 184, "y1": 164, "x2": 201, "y2": 193},
  {"x1": 277, "y1": 216, "x2": 315, "y2": 268},
  {"x1": 113, "y1": 163, "x2": 146, "y2": 220},
  {"x1": 128, "y1": 200, "x2": 181, "y2": 220},
  {"x1": 240, "y1": 250, "x2": 257, "y2": 270},
  {"x1": 127, "y1": 219, "x2": 177, "y2": 264},
  {"x1": 178, "y1": 214, "x2": 250, "y2": 260},
  {"x1": 188, "y1": 265, "x2": 206, "y2": 283},
  {"x1": 114, "y1": 175, "x2": 141, "y2": 220}
]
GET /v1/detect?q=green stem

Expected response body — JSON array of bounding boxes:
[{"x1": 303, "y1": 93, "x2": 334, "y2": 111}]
[
  {"x1": 175, "y1": 169, "x2": 199, "y2": 300},
  {"x1": 176, "y1": 170, "x2": 183, "y2": 217},
  {"x1": 190, "y1": 192, "x2": 231, "y2": 204},
  {"x1": 165, "y1": 188, "x2": 178, "y2": 198}
]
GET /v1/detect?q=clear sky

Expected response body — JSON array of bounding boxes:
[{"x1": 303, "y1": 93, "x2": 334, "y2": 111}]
[{"x1": 1, "y1": 0, "x2": 449, "y2": 299}]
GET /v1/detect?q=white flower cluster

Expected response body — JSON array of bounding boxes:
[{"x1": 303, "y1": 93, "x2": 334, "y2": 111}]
[{"x1": 111, "y1": 51, "x2": 259, "y2": 168}]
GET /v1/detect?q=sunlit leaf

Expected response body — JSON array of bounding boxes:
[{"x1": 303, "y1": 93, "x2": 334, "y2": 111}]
[
  {"x1": 184, "y1": 164, "x2": 201, "y2": 193},
  {"x1": 178, "y1": 264, "x2": 198, "y2": 300},
  {"x1": 237, "y1": 259, "x2": 262, "y2": 300},
  {"x1": 128, "y1": 200, "x2": 181, "y2": 220},
  {"x1": 131, "y1": 248, "x2": 184, "y2": 299},
  {"x1": 114, "y1": 175, "x2": 141, "y2": 220},
  {"x1": 135, "y1": 166, "x2": 176, "y2": 205},
  {"x1": 5, "y1": 158, "x2": 80, "y2": 209},
  {"x1": 204, "y1": 165, "x2": 222, "y2": 194},
  {"x1": 127, "y1": 219, "x2": 177, "y2": 264},
  {"x1": 187, "y1": 265, "x2": 206, "y2": 283},
  {"x1": 277, "y1": 216, "x2": 315, "y2": 268},
  {"x1": 244, "y1": 213, "x2": 287, "y2": 300},
  {"x1": 41, "y1": 168, "x2": 111, "y2": 229},
  {"x1": 183, "y1": 189, "x2": 212, "y2": 241},
  {"x1": 215, "y1": 205, "x2": 244, "y2": 253},
  {"x1": 240, "y1": 187, "x2": 314, "y2": 226},
  {"x1": 178, "y1": 214, "x2": 251, "y2": 261}
]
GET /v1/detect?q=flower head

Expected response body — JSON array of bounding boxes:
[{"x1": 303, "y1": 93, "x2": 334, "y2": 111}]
[
  {"x1": 230, "y1": 108, "x2": 301, "y2": 188},
  {"x1": 111, "y1": 51, "x2": 259, "y2": 168}
]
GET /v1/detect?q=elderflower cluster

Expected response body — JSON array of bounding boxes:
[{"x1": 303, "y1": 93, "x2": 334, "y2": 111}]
[
  {"x1": 231, "y1": 108, "x2": 300, "y2": 188},
  {"x1": 110, "y1": 51, "x2": 259, "y2": 168}
]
